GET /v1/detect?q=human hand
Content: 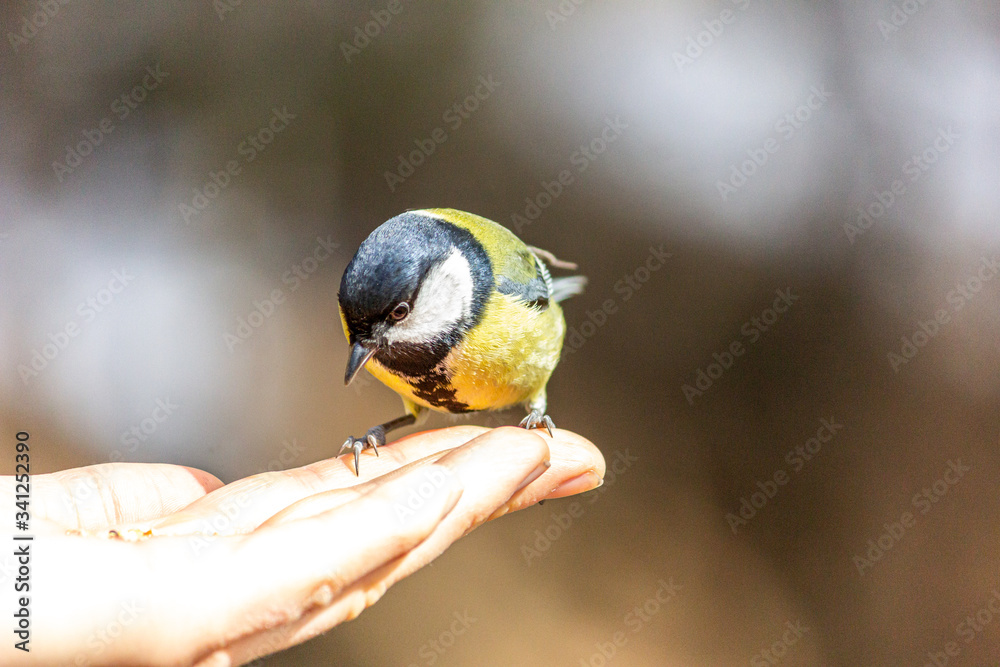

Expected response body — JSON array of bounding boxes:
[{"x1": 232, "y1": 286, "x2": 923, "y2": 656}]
[{"x1": 0, "y1": 426, "x2": 604, "y2": 666}]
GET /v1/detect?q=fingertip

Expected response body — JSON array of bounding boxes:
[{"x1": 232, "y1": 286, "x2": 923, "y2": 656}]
[
  {"x1": 180, "y1": 466, "x2": 225, "y2": 493},
  {"x1": 550, "y1": 428, "x2": 605, "y2": 479},
  {"x1": 545, "y1": 470, "x2": 604, "y2": 499},
  {"x1": 435, "y1": 425, "x2": 551, "y2": 488}
]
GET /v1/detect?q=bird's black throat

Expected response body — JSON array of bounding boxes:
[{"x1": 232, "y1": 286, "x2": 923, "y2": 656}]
[{"x1": 370, "y1": 332, "x2": 473, "y2": 412}]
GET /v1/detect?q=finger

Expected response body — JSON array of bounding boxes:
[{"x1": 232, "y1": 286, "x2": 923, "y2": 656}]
[
  {"x1": 488, "y1": 428, "x2": 605, "y2": 519},
  {"x1": 258, "y1": 449, "x2": 464, "y2": 527},
  {"x1": 135, "y1": 426, "x2": 489, "y2": 537},
  {"x1": 177, "y1": 465, "x2": 463, "y2": 665},
  {"x1": 28, "y1": 464, "x2": 463, "y2": 666},
  {"x1": 254, "y1": 428, "x2": 603, "y2": 529},
  {"x1": 210, "y1": 427, "x2": 551, "y2": 662},
  {"x1": 12, "y1": 463, "x2": 223, "y2": 532}
]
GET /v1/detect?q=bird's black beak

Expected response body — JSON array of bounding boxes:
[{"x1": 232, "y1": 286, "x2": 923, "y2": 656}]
[{"x1": 344, "y1": 341, "x2": 378, "y2": 385}]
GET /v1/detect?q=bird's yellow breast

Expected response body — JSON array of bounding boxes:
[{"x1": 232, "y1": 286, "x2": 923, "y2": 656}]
[
  {"x1": 355, "y1": 292, "x2": 565, "y2": 414},
  {"x1": 443, "y1": 292, "x2": 565, "y2": 412}
]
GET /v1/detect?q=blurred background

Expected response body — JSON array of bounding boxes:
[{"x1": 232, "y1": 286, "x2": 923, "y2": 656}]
[{"x1": 2, "y1": 0, "x2": 1000, "y2": 664}]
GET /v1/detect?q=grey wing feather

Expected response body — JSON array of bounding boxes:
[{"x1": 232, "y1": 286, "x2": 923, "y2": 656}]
[{"x1": 497, "y1": 257, "x2": 550, "y2": 309}]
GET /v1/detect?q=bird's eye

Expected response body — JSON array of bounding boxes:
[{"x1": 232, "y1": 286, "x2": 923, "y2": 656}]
[{"x1": 389, "y1": 302, "x2": 410, "y2": 321}]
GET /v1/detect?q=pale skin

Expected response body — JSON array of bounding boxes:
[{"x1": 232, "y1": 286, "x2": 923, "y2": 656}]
[{"x1": 0, "y1": 426, "x2": 604, "y2": 666}]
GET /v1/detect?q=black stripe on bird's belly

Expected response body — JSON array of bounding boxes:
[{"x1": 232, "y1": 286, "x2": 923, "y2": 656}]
[{"x1": 410, "y1": 371, "x2": 472, "y2": 413}]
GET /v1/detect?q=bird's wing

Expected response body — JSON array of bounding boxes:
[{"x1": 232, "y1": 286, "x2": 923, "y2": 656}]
[
  {"x1": 496, "y1": 248, "x2": 552, "y2": 309},
  {"x1": 527, "y1": 246, "x2": 587, "y2": 303},
  {"x1": 497, "y1": 245, "x2": 590, "y2": 307}
]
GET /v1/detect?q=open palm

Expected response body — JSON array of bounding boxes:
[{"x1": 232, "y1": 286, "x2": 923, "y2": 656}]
[{"x1": 1, "y1": 426, "x2": 604, "y2": 666}]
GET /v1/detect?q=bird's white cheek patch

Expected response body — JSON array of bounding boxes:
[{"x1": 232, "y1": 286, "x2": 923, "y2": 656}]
[{"x1": 385, "y1": 250, "x2": 474, "y2": 345}]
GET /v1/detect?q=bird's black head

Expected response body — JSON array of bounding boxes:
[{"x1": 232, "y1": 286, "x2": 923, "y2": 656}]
[{"x1": 338, "y1": 211, "x2": 493, "y2": 382}]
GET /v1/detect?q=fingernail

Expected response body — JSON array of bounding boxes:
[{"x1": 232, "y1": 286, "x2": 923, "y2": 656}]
[
  {"x1": 546, "y1": 471, "x2": 603, "y2": 499},
  {"x1": 516, "y1": 460, "x2": 551, "y2": 492}
]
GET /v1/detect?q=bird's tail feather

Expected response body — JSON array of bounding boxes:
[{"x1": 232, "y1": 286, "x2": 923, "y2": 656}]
[{"x1": 550, "y1": 275, "x2": 587, "y2": 303}]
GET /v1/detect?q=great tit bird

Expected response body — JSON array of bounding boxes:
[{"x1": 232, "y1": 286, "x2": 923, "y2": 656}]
[{"x1": 337, "y1": 208, "x2": 585, "y2": 474}]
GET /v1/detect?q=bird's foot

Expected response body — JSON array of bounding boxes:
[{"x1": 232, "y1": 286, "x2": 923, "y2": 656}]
[
  {"x1": 519, "y1": 409, "x2": 555, "y2": 437},
  {"x1": 339, "y1": 425, "x2": 386, "y2": 475}
]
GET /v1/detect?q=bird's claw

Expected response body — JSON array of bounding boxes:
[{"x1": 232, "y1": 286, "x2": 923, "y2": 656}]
[
  {"x1": 519, "y1": 410, "x2": 555, "y2": 437},
  {"x1": 340, "y1": 426, "x2": 387, "y2": 475},
  {"x1": 339, "y1": 437, "x2": 365, "y2": 476}
]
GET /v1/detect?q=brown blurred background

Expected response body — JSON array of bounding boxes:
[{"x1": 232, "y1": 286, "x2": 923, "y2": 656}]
[{"x1": 2, "y1": 1, "x2": 1000, "y2": 665}]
